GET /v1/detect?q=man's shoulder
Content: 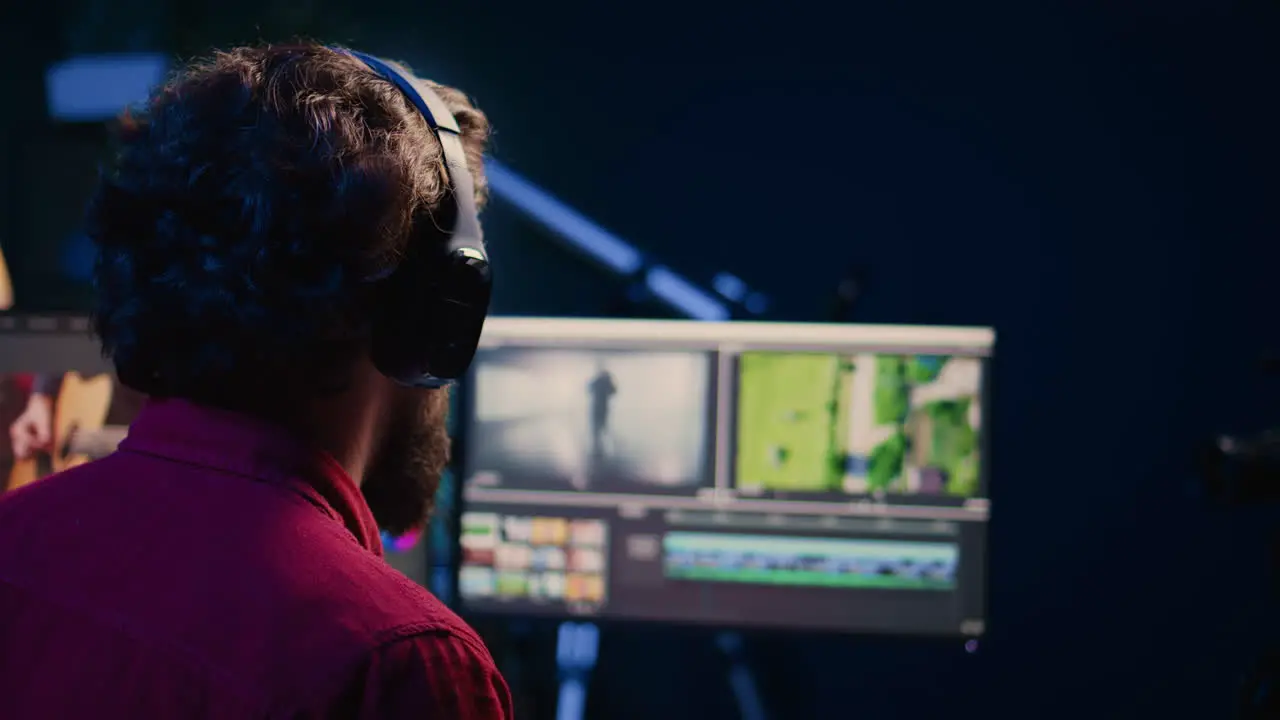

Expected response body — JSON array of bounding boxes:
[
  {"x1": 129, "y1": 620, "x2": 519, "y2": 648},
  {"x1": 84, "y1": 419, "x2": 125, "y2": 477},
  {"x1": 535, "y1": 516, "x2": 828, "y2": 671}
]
[
  {"x1": 266, "y1": 537, "x2": 506, "y2": 714},
  {"x1": 324, "y1": 625, "x2": 511, "y2": 719},
  {"x1": 0, "y1": 454, "x2": 491, "y2": 710},
  {"x1": 232, "y1": 496, "x2": 495, "y2": 693},
  {"x1": 0, "y1": 452, "x2": 471, "y2": 639},
  {"x1": 223, "y1": 504, "x2": 481, "y2": 671},
  {"x1": 331, "y1": 545, "x2": 483, "y2": 647}
]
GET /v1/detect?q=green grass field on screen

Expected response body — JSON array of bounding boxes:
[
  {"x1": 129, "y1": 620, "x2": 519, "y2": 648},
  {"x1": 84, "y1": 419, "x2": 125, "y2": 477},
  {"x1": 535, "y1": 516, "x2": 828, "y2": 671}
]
[{"x1": 736, "y1": 353, "x2": 848, "y2": 491}]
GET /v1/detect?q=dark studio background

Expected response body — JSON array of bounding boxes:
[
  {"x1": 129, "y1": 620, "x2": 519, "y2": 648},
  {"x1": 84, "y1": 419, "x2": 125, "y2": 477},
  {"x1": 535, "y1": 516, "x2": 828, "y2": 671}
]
[{"x1": 2, "y1": 1, "x2": 1278, "y2": 717}]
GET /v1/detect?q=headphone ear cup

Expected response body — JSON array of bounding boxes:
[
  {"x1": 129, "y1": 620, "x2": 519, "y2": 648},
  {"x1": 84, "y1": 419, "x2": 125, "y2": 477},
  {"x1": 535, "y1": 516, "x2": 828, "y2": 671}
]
[
  {"x1": 369, "y1": 251, "x2": 439, "y2": 385},
  {"x1": 427, "y1": 248, "x2": 492, "y2": 379},
  {"x1": 369, "y1": 244, "x2": 490, "y2": 387}
]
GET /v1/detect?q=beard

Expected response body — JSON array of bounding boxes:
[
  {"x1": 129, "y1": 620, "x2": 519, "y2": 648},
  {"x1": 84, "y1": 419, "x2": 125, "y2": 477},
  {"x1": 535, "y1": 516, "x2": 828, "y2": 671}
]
[{"x1": 361, "y1": 386, "x2": 452, "y2": 537}]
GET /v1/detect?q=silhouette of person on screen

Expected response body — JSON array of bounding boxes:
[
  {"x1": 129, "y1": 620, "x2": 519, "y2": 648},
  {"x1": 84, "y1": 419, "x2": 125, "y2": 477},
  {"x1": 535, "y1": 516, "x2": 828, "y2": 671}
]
[{"x1": 587, "y1": 361, "x2": 617, "y2": 460}]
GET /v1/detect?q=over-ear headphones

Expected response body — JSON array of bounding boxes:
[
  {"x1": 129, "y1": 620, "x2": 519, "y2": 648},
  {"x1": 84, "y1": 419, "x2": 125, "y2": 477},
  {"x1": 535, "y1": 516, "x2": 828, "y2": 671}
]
[{"x1": 340, "y1": 48, "x2": 492, "y2": 388}]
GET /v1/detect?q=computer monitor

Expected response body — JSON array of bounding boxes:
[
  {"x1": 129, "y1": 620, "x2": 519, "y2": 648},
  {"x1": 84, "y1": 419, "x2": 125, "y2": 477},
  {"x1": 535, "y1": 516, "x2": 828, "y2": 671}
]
[
  {"x1": 456, "y1": 317, "x2": 993, "y2": 637},
  {"x1": 0, "y1": 314, "x2": 436, "y2": 588}
]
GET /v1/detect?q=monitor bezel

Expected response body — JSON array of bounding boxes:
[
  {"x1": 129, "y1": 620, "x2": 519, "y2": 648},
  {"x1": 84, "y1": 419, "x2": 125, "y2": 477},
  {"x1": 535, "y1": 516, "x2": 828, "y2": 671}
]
[
  {"x1": 451, "y1": 316, "x2": 995, "y2": 639},
  {"x1": 0, "y1": 313, "x2": 107, "y2": 375}
]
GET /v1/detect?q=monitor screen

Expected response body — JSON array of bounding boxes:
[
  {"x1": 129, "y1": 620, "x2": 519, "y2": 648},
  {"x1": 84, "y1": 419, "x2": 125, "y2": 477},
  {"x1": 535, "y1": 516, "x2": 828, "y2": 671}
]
[
  {"x1": 457, "y1": 317, "x2": 993, "y2": 637},
  {"x1": 0, "y1": 315, "x2": 435, "y2": 589}
]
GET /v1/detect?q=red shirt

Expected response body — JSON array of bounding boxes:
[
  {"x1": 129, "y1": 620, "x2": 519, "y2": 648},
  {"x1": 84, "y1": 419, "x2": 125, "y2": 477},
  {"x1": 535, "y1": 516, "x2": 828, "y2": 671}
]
[{"x1": 0, "y1": 399, "x2": 512, "y2": 719}]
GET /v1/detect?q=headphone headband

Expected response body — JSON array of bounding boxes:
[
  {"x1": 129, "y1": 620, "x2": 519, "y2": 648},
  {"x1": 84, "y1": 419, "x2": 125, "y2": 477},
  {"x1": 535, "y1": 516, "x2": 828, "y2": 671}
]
[
  {"x1": 344, "y1": 51, "x2": 460, "y2": 133},
  {"x1": 341, "y1": 49, "x2": 485, "y2": 265},
  {"x1": 336, "y1": 47, "x2": 492, "y2": 388}
]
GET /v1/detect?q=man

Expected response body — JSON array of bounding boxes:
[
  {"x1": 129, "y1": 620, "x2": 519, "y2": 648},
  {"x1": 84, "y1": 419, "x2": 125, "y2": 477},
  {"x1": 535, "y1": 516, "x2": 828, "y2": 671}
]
[{"x1": 0, "y1": 43, "x2": 512, "y2": 718}]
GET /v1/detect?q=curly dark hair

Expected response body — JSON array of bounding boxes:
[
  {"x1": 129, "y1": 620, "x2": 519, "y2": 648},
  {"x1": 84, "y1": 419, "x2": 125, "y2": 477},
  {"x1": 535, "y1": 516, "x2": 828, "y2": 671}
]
[{"x1": 86, "y1": 43, "x2": 490, "y2": 411}]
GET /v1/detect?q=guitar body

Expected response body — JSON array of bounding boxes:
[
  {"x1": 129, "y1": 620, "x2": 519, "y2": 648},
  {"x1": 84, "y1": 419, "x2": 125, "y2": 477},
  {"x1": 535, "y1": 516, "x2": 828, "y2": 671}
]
[
  {"x1": 5, "y1": 373, "x2": 115, "y2": 491},
  {"x1": 51, "y1": 373, "x2": 115, "y2": 473},
  {"x1": 6, "y1": 457, "x2": 39, "y2": 491}
]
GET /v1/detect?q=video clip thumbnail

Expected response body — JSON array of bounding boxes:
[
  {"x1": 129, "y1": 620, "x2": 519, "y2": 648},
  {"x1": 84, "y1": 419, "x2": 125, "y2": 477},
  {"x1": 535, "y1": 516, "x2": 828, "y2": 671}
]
[
  {"x1": 460, "y1": 511, "x2": 610, "y2": 611},
  {"x1": 467, "y1": 348, "x2": 715, "y2": 493},
  {"x1": 734, "y1": 352, "x2": 983, "y2": 498},
  {"x1": 0, "y1": 371, "x2": 144, "y2": 495}
]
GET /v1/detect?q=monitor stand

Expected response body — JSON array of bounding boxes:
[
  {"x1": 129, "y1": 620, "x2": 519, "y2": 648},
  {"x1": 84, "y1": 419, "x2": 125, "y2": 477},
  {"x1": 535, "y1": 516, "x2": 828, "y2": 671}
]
[
  {"x1": 554, "y1": 622, "x2": 598, "y2": 720},
  {"x1": 553, "y1": 623, "x2": 769, "y2": 720}
]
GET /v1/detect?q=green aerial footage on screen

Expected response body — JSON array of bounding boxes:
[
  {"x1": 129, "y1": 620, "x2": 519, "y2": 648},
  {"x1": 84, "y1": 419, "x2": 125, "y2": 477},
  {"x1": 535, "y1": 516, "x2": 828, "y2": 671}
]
[{"x1": 733, "y1": 351, "x2": 983, "y2": 497}]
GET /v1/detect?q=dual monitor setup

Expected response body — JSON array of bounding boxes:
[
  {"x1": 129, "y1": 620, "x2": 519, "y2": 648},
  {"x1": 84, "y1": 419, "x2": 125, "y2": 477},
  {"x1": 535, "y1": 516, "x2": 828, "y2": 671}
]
[{"x1": 0, "y1": 314, "x2": 992, "y2": 638}]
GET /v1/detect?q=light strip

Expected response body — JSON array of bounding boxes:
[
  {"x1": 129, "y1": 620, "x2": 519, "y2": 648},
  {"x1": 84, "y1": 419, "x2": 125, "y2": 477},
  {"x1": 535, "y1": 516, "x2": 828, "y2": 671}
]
[
  {"x1": 713, "y1": 272, "x2": 747, "y2": 302},
  {"x1": 46, "y1": 53, "x2": 168, "y2": 122},
  {"x1": 485, "y1": 159, "x2": 644, "y2": 275},
  {"x1": 645, "y1": 266, "x2": 732, "y2": 321},
  {"x1": 485, "y1": 159, "x2": 751, "y2": 319}
]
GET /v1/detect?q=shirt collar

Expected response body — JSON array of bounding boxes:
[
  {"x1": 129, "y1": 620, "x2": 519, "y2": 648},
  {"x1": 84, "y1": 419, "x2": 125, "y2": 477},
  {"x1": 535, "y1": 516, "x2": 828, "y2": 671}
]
[{"x1": 119, "y1": 398, "x2": 384, "y2": 557}]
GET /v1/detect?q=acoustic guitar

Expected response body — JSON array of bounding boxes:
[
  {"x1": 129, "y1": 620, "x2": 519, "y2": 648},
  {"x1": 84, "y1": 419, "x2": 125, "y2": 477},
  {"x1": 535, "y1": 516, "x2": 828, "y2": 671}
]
[{"x1": 6, "y1": 373, "x2": 127, "y2": 491}]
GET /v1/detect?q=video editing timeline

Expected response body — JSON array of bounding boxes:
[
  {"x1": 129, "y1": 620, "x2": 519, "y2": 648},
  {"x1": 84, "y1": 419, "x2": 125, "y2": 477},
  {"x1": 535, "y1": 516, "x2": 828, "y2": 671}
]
[
  {"x1": 460, "y1": 318, "x2": 993, "y2": 636},
  {"x1": 662, "y1": 533, "x2": 958, "y2": 591}
]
